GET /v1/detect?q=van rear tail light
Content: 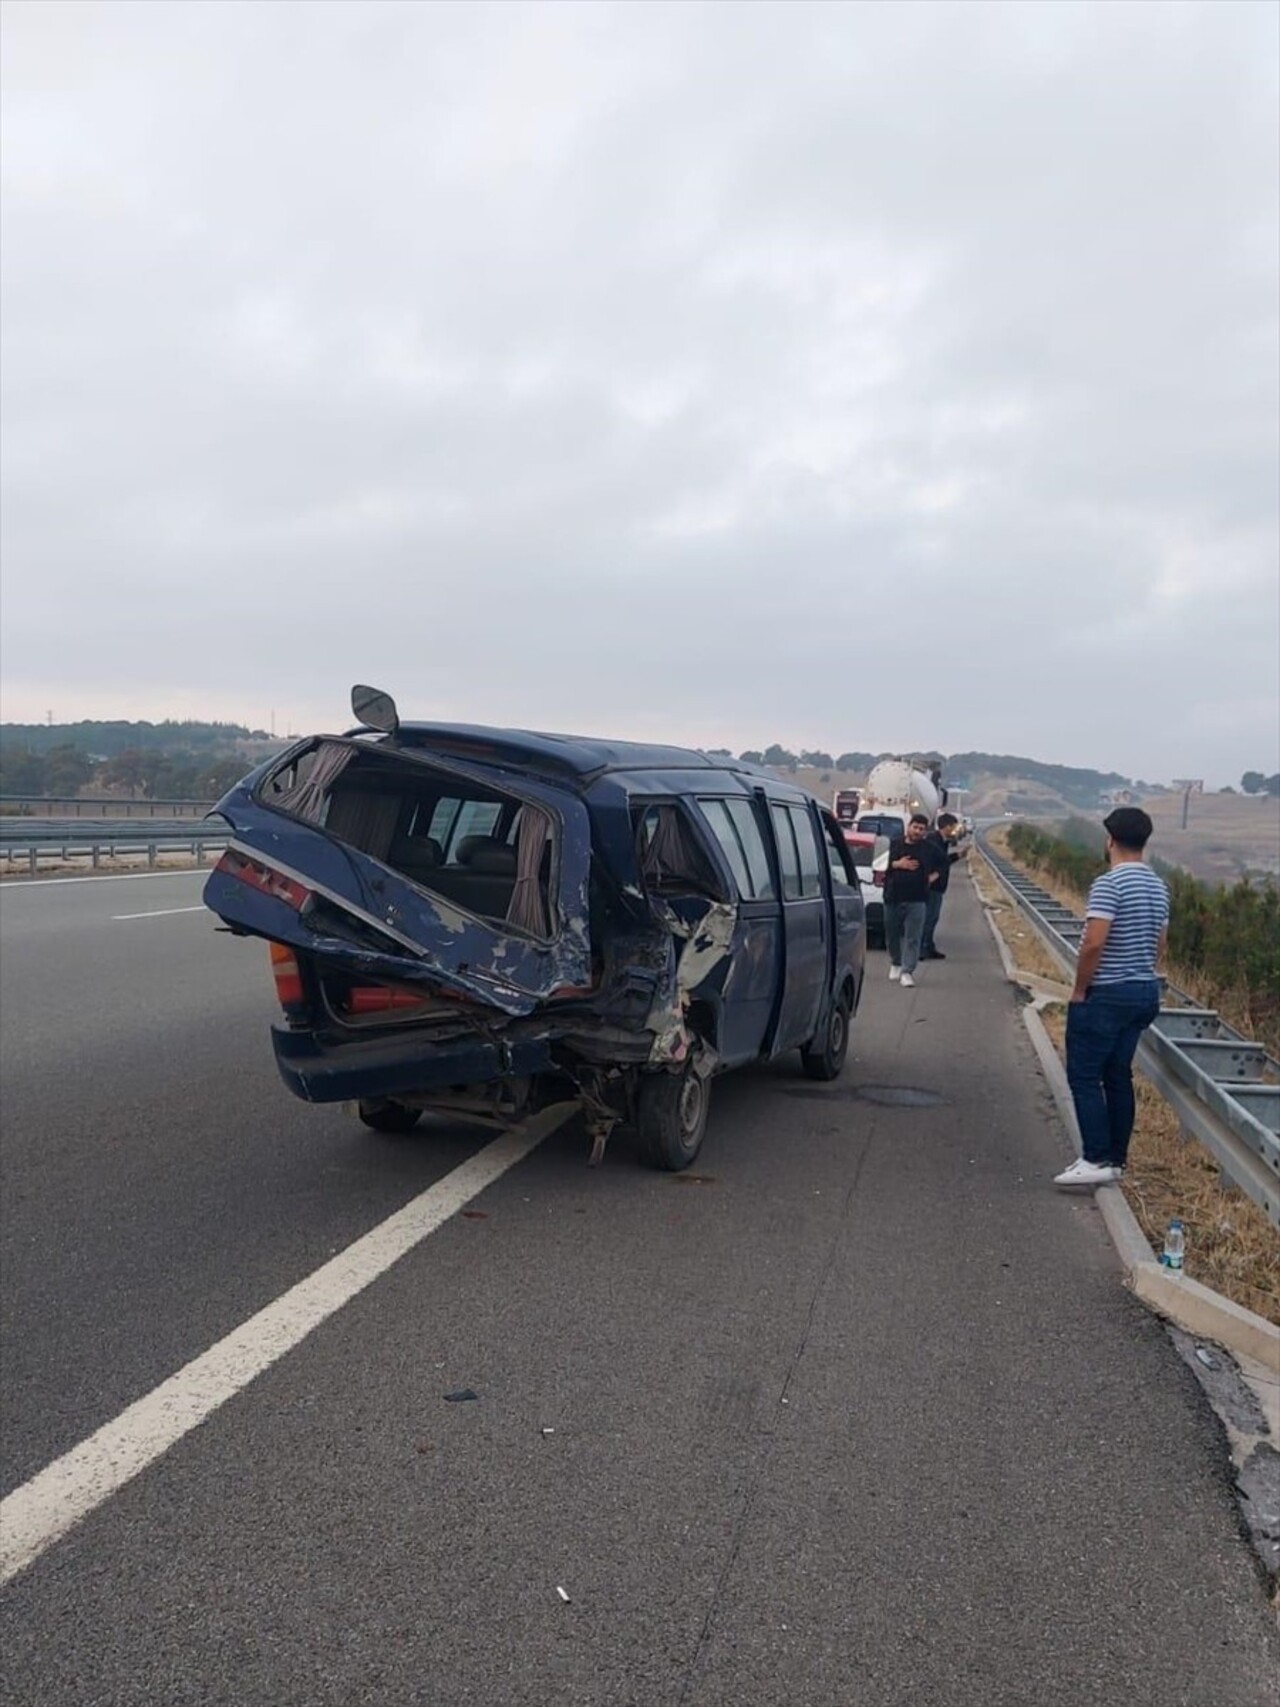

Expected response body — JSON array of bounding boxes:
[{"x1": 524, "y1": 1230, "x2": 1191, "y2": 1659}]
[
  {"x1": 873, "y1": 870, "x2": 886, "y2": 888},
  {"x1": 268, "y1": 941, "x2": 306, "y2": 1013},
  {"x1": 216, "y1": 848, "x2": 312, "y2": 911}
]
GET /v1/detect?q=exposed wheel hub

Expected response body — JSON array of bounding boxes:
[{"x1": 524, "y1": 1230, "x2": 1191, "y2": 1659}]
[{"x1": 679, "y1": 1072, "x2": 704, "y2": 1137}]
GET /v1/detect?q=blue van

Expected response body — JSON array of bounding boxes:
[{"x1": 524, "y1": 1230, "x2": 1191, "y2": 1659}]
[{"x1": 203, "y1": 687, "x2": 865, "y2": 1169}]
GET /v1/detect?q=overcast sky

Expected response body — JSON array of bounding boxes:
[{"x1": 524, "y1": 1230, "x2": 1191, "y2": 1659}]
[{"x1": 2, "y1": 0, "x2": 1276, "y2": 785}]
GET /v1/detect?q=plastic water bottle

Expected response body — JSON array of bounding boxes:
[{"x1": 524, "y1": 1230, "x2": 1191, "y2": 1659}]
[{"x1": 1162, "y1": 1219, "x2": 1185, "y2": 1272}]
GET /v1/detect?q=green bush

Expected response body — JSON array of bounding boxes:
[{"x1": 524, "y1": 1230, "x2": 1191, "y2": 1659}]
[
  {"x1": 1007, "y1": 823, "x2": 1106, "y2": 893},
  {"x1": 1004, "y1": 824, "x2": 1280, "y2": 1050}
]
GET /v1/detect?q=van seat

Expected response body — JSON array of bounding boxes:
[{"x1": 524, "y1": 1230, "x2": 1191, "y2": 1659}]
[
  {"x1": 427, "y1": 836, "x2": 517, "y2": 921},
  {"x1": 387, "y1": 834, "x2": 443, "y2": 886}
]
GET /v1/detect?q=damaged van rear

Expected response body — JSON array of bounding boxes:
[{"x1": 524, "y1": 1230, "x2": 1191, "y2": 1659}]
[{"x1": 202, "y1": 687, "x2": 865, "y2": 1170}]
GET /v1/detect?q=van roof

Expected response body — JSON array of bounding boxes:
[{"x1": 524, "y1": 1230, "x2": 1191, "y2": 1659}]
[{"x1": 382, "y1": 723, "x2": 774, "y2": 786}]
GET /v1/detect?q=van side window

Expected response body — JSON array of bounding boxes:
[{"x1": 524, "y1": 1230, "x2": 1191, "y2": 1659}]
[
  {"x1": 722, "y1": 798, "x2": 775, "y2": 899},
  {"x1": 823, "y1": 817, "x2": 858, "y2": 889},
  {"x1": 770, "y1": 803, "x2": 803, "y2": 901},
  {"x1": 788, "y1": 805, "x2": 823, "y2": 898},
  {"x1": 428, "y1": 797, "x2": 504, "y2": 860},
  {"x1": 698, "y1": 799, "x2": 753, "y2": 897},
  {"x1": 634, "y1": 803, "x2": 724, "y2": 897},
  {"x1": 426, "y1": 797, "x2": 461, "y2": 847},
  {"x1": 697, "y1": 797, "x2": 775, "y2": 900}
]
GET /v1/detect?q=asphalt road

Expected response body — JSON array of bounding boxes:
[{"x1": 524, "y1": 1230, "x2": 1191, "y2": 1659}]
[{"x1": 1, "y1": 868, "x2": 1276, "y2": 1706}]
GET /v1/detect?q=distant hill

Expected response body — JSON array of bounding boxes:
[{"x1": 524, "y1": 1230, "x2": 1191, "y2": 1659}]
[
  {"x1": 764, "y1": 748, "x2": 1133, "y2": 817},
  {"x1": 790, "y1": 765, "x2": 1085, "y2": 818},
  {"x1": 943, "y1": 752, "x2": 1130, "y2": 807}
]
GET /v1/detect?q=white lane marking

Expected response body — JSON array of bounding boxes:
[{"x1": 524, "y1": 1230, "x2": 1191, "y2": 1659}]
[
  {"x1": 0, "y1": 869, "x2": 208, "y2": 891},
  {"x1": 111, "y1": 906, "x2": 208, "y2": 921},
  {"x1": 0, "y1": 1105, "x2": 576, "y2": 1586}
]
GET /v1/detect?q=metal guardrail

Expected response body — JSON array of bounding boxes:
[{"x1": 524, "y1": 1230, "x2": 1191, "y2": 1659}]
[
  {"x1": 1, "y1": 824, "x2": 228, "y2": 875},
  {"x1": 0, "y1": 796, "x2": 215, "y2": 818},
  {"x1": 977, "y1": 834, "x2": 1280, "y2": 1230},
  {"x1": 1, "y1": 819, "x2": 210, "y2": 842}
]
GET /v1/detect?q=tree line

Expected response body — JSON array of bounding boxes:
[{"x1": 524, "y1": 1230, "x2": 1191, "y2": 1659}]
[
  {"x1": 2, "y1": 719, "x2": 260, "y2": 757},
  {"x1": 4, "y1": 718, "x2": 1275, "y2": 805},
  {"x1": 0, "y1": 740, "x2": 260, "y2": 802}
]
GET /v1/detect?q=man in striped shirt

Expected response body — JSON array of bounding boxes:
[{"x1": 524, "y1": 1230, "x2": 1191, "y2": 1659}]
[{"x1": 1054, "y1": 807, "x2": 1170, "y2": 1190}]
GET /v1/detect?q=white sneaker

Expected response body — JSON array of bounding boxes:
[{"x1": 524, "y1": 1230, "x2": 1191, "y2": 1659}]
[
  {"x1": 900, "y1": 973, "x2": 916, "y2": 988},
  {"x1": 888, "y1": 965, "x2": 902, "y2": 981},
  {"x1": 1053, "y1": 1158, "x2": 1120, "y2": 1189}
]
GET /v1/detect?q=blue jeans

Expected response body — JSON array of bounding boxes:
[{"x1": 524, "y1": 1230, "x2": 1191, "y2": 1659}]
[
  {"x1": 922, "y1": 889, "x2": 944, "y2": 954},
  {"x1": 1065, "y1": 979, "x2": 1161, "y2": 1167},
  {"x1": 884, "y1": 900, "x2": 926, "y2": 973}
]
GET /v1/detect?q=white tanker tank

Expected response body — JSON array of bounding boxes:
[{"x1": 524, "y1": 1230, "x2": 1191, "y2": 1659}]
[{"x1": 854, "y1": 759, "x2": 945, "y2": 834}]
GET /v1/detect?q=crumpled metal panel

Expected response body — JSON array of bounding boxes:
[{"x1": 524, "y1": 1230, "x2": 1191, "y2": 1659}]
[{"x1": 203, "y1": 746, "x2": 592, "y2": 1017}]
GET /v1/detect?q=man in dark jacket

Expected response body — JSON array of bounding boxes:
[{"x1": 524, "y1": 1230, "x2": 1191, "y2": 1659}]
[
  {"x1": 883, "y1": 813, "x2": 944, "y2": 987},
  {"x1": 921, "y1": 812, "x2": 962, "y2": 959}
]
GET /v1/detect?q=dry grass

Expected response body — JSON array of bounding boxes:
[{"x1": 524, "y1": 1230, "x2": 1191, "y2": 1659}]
[
  {"x1": 982, "y1": 838, "x2": 1280, "y2": 1326},
  {"x1": 1038, "y1": 1007, "x2": 1280, "y2": 1326},
  {"x1": 1141, "y1": 789, "x2": 1280, "y2": 885},
  {"x1": 968, "y1": 848, "x2": 1066, "y2": 986}
]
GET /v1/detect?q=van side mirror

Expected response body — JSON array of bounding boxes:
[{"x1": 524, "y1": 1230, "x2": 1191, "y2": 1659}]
[{"x1": 351, "y1": 684, "x2": 399, "y2": 734}]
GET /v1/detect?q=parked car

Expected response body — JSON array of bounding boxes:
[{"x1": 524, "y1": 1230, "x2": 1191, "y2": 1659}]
[
  {"x1": 842, "y1": 828, "x2": 884, "y2": 948},
  {"x1": 203, "y1": 687, "x2": 866, "y2": 1171}
]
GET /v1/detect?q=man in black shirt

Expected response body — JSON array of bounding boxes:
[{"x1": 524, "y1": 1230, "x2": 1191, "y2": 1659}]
[
  {"x1": 921, "y1": 812, "x2": 962, "y2": 960},
  {"x1": 883, "y1": 813, "x2": 943, "y2": 988}
]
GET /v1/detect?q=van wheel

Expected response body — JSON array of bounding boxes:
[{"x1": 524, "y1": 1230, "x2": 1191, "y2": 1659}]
[
  {"x1": 636, "y1": 1062, "x2": 711, "y2": 1171},
  {"x1": 801, "y1": 995, "x2": 850, "y2": 1082},
  {"x1": 357, "y1": 1099, "x2": 422, "y2": 1134}
]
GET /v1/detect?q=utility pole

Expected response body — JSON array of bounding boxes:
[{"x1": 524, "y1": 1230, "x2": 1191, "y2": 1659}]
[{"x1": 1173, "y1": 779, "x2": 1203, "y2": 830}]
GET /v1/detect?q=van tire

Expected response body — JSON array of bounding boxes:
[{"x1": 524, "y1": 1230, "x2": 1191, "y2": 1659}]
[
  {"x1": 358, "y1": 1098, "x2": 422, "y2": 1134},
  {"x1": 801, "y1": 994, "x2": 851, "y2": 1082},
  {"x1": 636, "y1": 1062, "x2": 710, "y2": 1171}
]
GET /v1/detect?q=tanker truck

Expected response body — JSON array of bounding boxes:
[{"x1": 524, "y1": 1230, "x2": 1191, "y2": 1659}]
[{"x1": 853, "y1": 759, "x2": 946, "y2": 841}]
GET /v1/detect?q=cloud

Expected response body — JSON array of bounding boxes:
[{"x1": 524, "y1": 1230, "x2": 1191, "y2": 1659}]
[{"x1": 1, "y1": 0, "x2": 1276, "y2": 783}]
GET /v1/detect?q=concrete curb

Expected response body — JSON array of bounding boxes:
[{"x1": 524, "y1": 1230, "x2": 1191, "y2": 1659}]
[{"x1": 976, "y1": 881, "x2": 1280, "y2": 1373}]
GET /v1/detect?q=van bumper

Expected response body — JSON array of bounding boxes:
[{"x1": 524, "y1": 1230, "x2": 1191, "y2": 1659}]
[{"x1": 271, "y1": 1023, "x2": 556, "y2": 1104}]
